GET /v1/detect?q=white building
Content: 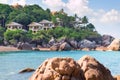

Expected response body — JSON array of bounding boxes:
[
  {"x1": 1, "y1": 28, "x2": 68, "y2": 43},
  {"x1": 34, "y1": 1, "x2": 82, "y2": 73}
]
[
  {"x1": 28, "y1": 22, "x2": 43, "y2": 33},
  {"x1": 39, "y1": 20, "x2": 55, "y2": 30},
  {"x1": 6, "y1": 22, "x2": 23, "y2": 30}
]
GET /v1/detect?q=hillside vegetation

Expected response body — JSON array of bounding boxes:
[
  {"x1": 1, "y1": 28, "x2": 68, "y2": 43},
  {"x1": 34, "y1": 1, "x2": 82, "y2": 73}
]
[{"x1": 0, "y1": 4, "x2": 100, "y2": 45}]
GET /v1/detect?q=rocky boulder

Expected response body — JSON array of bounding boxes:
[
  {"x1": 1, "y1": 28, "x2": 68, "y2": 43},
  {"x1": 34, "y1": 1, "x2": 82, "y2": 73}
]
[
  {"x1": 19, "y1": 68, "x2": 35, "y2": 73},
  {"x1": 69, "y1": 40, "x2": 78, "y2": 49},
  {"x1": 58, "y1": 37, "x2": 68, "y2": 44},
  {"x1": 49, "y1": 37, "x2": 56, "y2": 46},
  {"x1": 86, "y1": 36, "x2": 102, "y2": 45},
  {"x1": 114, "y1": 75, "x2": 120, "y2": 80},
  {"x1": 95, "y1": 46, "x2": 108, "y2": 51},
  {"x1": 81, "y1": 48, "x2": 90, "y2": 51},
  {"x1": 102, "y1": 35, "x2": 114, "y2": 46},
  {"x1": 17, "y1": 42, "x2": 32, "y2": 50},
  {"x1": 50, "y1": 43, "x2": 60, "y2": 51},
  {"x1": 107, "y1": 39, "x2": 120, "y2": 51},
  {"x1": 78, "y1": 39, "x2": 96, "y2": 49},
  {"x1": 29, "y1": 57, "x2": 85, "y2": 80},
  {"x1": 78, "y1": 55, "x2": 114, "y2": 80},
  {"x1": 59, "y1": 42, "x2": 72, "y2": 51}
]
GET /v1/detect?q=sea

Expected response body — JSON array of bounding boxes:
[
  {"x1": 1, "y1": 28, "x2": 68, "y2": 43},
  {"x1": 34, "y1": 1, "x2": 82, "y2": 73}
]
[{"x1": 0, "y1": 50, "x2": 120, "y2": 80}]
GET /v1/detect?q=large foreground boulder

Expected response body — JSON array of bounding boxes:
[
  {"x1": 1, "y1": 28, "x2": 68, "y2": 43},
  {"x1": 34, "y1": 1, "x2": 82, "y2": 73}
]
[
  {"x1": 114, "y1": 75, "x2": 120, "y2": 80},
  {"x1": 29, "y1": 57, "x2": 85, "y2": 80},
  {"x1": 78, "y1": 55, "x2": 114, "y2": 80},
  {"x1": 107, "y1": 39, "x2": 120, "y2": 51}
]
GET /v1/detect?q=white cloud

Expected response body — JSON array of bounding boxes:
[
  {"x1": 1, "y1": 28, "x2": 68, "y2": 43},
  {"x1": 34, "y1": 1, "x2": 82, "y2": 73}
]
[
  {"x1": 0, "y1": 0, "x2": 8, "y2": 4},
  {"x1": 100, "y1": 9, "x2": 120, "y2": 23},
  {"x1": 66, "y1": 0, "x2": 92, "y2": 16},
  {"x1": 12, "y1": 0, "x2": 26, "y2": 6},
  {"x1": 42, "y1": 0, "x2": 65, "y2": 11},
  {"x1": 42, "y1": 0, "x2": 92, "y2": 16}
]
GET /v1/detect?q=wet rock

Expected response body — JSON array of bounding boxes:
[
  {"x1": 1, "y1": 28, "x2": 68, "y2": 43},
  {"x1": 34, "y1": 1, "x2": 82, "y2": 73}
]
[
  {"x1": 78, "y1": 55, "x2": 114, "y2": 80},
  {"x1": 19, "y1": 68, "x2": 35, "y2": 73}
]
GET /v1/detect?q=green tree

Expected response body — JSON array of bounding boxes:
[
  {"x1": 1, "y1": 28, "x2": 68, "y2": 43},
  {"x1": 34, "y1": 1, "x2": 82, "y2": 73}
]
[
  {"x1": 0, "y1": 4, "x2": 12, "y2": 27},
  {"x1": 13, "y1": 13, "x2": 34, "y2": 27},
  {"x1": 82, "y1": 16, "x2": 88, "y2": 27},
  {"x1": 4, "y1": 30, "x2": 33, "y2": 44},
  {"x1": 7, "y1": 10, "x2": 22, "y2": 23},
  {"x1": 86, "y1": 23, "x2": 96, "y2": 31},
  {"x1": 0, "y1": 26, "x2": 5, "y2": 44}
]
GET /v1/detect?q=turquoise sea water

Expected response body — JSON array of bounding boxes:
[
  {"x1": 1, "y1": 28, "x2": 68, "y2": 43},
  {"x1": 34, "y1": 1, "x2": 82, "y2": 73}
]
[{"x1": 0, "y1": 51, "x2": 120, "y2": 80}]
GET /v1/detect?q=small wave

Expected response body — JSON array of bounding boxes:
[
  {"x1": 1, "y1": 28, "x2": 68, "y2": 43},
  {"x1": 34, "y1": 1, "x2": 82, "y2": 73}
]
[{"x1": 6, "y1": 72, "x2": 16, "y2": 76}]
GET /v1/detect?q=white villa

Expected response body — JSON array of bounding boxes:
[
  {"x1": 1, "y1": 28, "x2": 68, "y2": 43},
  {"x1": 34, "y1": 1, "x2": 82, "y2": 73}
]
[
  {"x1": 28, "y1": 22, "x2": 43, "y2": 33},
  {"x1": 6, "y1": 20, "x2": 55, "y2": 33},
  {"x1": 6, "y1": 22, "x2": 23, "y2": 30},
  {"x1": 39, "y1": 20, "x2": 55, "y2": 30}
]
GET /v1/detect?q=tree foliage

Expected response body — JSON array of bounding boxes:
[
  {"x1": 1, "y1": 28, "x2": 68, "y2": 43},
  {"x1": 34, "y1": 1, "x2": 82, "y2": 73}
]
[
  {"x1": 0, "y1": 26, "x2": 5, "y2": 44},
  {"x1": 0, "y1": 4, "x2": 100, "y2": 45},
  {"x1": 4, "y1": 30, "x2": 32, "y2": 44}
]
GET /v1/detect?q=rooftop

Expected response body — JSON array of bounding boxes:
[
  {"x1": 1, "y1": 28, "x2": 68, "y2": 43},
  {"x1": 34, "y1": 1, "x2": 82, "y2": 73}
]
[
  {"x1": 28, "y1": 22, "x2": 43, "y2": 27},
  {"x1": 39, "y1": 20, "x2": 53, "y2": 24},
  {"x1": 6, "y1": 22, "x2": 23, "y2": 26}
]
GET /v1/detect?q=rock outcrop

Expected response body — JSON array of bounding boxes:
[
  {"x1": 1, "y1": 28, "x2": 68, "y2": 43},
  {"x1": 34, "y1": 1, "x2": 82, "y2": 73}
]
[
  {"x1": 78, "y1": 39, "x2": 96, "y2": 49},
  {"x1": 59, "y1": 42, "x2": 72, "y2": 51},
  {"x1": 69, "y1": 40, "x2": 78, "y2": 49},
  {"x1": 29, "y1": 57, "x2": 85, "y2": 80},
  {"x1": 114, "y1": 75, "x2": 120, "y2": 80},
  {"x1": 78, "y1": 55, "x2": 114, "y2": 80},
  {"x1": 49, "y1": 37, "x2": 56, "y2": 46},
  {"x1": 95, "y1": 46, "x2": 108, "y2": 51},
  {"x1": 107, "y1": 39, "x2": 120, "y2": 51},
  {"x1": 29, "y1": 55, "x2": 115, "y2": 80},
  {"x1": 102, "y1": 35, "x2": 114, "y2": 47},
  {"x1": 17, "y1": 42, "x2": 32, "y2": 50},
  {"x1": 19, "y1": 68, "x2": 35, "y2": 73},
  {"x1": 50, "y1": 43, "x2": 60, "y2": 51}
]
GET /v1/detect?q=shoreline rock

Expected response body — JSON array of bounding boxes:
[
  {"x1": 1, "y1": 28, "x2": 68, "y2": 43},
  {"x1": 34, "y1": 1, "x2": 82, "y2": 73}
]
[
  {"x1": 107, "y1": 39, "x2": 120, "y2": 51},
  {"x1": 19, "y1": 68, "x2": 35, "y2": 73}
]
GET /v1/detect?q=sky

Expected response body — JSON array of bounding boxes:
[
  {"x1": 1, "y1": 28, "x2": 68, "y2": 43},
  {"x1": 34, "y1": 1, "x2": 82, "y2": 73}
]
[{"x1": 0, "y1": 0, "x2": 120, "y2": 38}]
